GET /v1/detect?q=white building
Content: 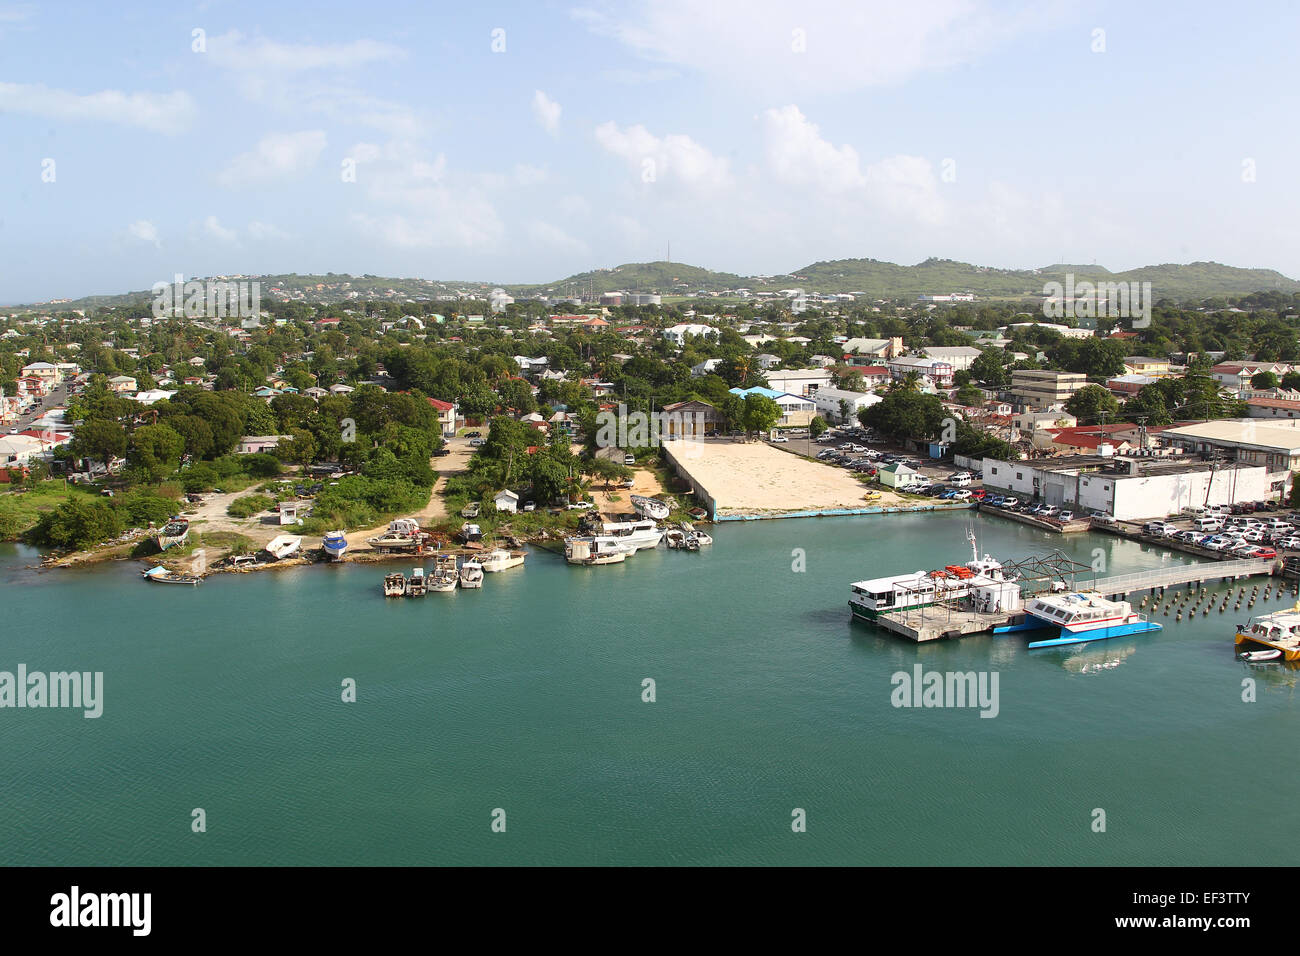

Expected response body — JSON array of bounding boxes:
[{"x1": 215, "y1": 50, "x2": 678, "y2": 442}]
[
  {"x1": 493, "y1": 489, "x2": 519, "y2": 513},
  {"x1": 763, "y1": 367, "x2": 834, "y2": 397},
  {"x1": 922, "y1": 346, "x2": 983, "y2": 372},
  {"x1": 811, "y1": 387, "x2": 881, "y2": 424},
  {"x1": 663, "y1": 324, "x2": 720, "y2": 345}
]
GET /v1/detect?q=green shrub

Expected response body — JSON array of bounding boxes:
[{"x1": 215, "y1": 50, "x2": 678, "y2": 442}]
[{"x1": 227, "y1": 494, "x2": 275, "y2": 518}]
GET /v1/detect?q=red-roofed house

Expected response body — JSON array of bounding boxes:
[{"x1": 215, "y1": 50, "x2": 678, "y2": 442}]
[
  {"x1": 427, "y1": 397, "x2": 458, "y2": 436},
  {"x1": 1043, "y1": 424, "x2": 1134, "y2": 455}
]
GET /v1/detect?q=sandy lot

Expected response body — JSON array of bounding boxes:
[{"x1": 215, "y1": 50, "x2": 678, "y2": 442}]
[{"x1": 675, "y1": 440, "x2": 910, "y2": 515}]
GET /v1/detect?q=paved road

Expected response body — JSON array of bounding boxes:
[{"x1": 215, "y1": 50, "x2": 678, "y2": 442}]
[{"x1": 5, "y1": 381, "x2": 70, "y2": 433}]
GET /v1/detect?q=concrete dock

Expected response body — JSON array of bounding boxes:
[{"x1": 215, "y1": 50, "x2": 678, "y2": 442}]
[{"x1": 875, "y1": 605, "x2": 1028, "y2": 643}]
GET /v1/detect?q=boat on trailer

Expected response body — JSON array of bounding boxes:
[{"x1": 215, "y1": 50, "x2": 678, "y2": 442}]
[{"x1": 368, "y1": 518, "x2": 422, "y2": 551}]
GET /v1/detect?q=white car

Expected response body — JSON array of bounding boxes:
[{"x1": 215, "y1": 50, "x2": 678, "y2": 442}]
[
  {"x1": 1275, "y1": 536, "x2": 1300, "y2": 550},
  {"x1": 566, "y1": 501, "x2": 594, "y2": 510},
  {"x1": 769, "y1": 435, "x2": 789, "y2": 443},
  {"x1": 1057, "y1": 511, "x2": 1074, "y2": 522},
  {"x1": 949, "y1": 490, "x2": 972, "y2": 501}
]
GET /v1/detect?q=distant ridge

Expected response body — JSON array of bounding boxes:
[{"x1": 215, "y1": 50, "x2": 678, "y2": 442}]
[{"x1": 9, "y1": 258, "x2": 1299, "y2": 312}]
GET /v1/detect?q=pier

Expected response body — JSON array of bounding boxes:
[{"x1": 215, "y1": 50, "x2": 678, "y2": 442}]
[{"x1": 1090, "y1": 558, "x2": 1277, "y2": 597}]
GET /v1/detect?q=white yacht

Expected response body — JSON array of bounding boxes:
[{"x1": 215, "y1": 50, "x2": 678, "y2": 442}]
[
  {"x1": 480, "y1": 549, "x2": 526, "y2": 572},
  {"x1": 459, "y1": 558, "x2": 484, "y2": 589},
  {"x1": 595, "y1": 518, "x2": 664, "y2": 551},
  {"x1": 565, "y1": 537, "x2": 631, "y2": 565}
]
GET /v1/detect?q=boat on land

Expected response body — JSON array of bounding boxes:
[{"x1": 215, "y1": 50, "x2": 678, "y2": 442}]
[
  {"x1": 141, "y1": 565, "x2": 201, "y2": 586},
  {"x1": 461, "y1": 502, "x2": 480, "y2": 518},
  {"x1": 322, "y1": 530, "x2": 348, "y2": 561},
  {"x1": 565, "y1": 537, "x2": 631, "y2": 565},
  {"x1": 848, "y1": 529, "x2": 1014, "y2": 622},
  {"x1": 459, "y1": 558, "x2": 484, "y2": 588},
  {"x1": 480, "y1": 549, "x2": 525, "y2": 572},
  {"x1": 1235, "y1": 606, "x2": 1300, "y2": 661},
  {"x1": 460, "y1": 523, "x2": 484, "y2": 544},
  {"x1": 368, "y1": 518, "x2": 422, "y2": 551},
  {"x1": 405, "y1": 567, "x2": 427, "y2": 597},
  {"x1": 630, "y1": 494, "x2": 671, "y2": 521},
  {"x1": 1022, "y1": 591, "x2": 1162, "y2": 648},
  {"x1": 687, "y1": 507, "x2": 708, "y2": 521},
  {"x1": 264, "y1": 534, "x2": 302, "y2": 561},
  {"x1": 383, "y1": 571, "x2": 406, "y2": 597},
  {"x1": 156, "y1": 516, "x2": 189, "y2": 551}
]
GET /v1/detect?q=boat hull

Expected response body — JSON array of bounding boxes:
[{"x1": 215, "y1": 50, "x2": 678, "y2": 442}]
[{"x1": 1028, "y1": 620, "x2": 1162, "y2": 648}]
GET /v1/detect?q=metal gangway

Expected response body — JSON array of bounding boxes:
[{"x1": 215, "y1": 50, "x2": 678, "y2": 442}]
[{"x1": 1090, "y1": 558, "x2": 1276, "y2": 598}]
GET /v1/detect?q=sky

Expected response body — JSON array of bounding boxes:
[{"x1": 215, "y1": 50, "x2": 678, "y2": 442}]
[{"x1": 2, "y1": 0, "x2": 1298, "y2": 303}]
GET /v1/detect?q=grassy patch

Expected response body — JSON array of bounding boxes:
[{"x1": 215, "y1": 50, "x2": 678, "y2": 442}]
[{"x1": 0, "y1": 481, "x2": 97, "y2": 540}]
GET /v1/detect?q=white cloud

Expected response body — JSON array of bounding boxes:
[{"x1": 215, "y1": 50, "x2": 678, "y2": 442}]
[
  {"x1": 247, "y1": 220, "x2": 290, "y2": 241},
  {"x1": 574, "y1": 0, "x2": 1058, "y2": 95},
  {"x1": 205, "y1": 31, "x2": 403, "y2": 73},
  {"x1": 526, "y1": 220, "x2": 588, "y2": 254},
  {"x1": 0, "y1": 82, "x2": 195, "y2": 133},
  {"x1": 128, "y1": 220, "x2": 159, "y2": 245},
  {"x1": 218, "y1": 131, "x2": 327, "y2": 187},
  {"x1": 204, "y1": 216, "x2": 238, "y2": 242},
  {"x1": 532, "y1": 90, "x2": 562, "y2": 135},
  {"x1": 594, "y1": 121, "x2": 732, "y2": 191}
]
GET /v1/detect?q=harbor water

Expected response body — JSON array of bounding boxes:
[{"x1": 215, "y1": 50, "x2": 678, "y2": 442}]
[{"x1": 2, "y1": 511, "x2": 1297, "y2": 866}]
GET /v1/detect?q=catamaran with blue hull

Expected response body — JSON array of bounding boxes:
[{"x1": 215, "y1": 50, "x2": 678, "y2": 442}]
[{"x1": 1020, "y1": 591, "x2": 1161, "y2": 648}]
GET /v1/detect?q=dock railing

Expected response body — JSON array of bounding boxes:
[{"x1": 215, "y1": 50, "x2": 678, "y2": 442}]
[{"x1": 1090, "y1": 558, "x2": 1276, "y2": 597}]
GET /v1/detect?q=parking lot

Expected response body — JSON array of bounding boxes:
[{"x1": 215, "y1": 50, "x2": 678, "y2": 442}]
[{"x1": 1121, "y1": 506, "x2": 1300, "y2": 560}]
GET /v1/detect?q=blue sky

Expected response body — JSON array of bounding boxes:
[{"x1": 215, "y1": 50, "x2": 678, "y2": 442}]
[{"x1": 2, "y1": 0, "x2": 1298, "y2": 303}]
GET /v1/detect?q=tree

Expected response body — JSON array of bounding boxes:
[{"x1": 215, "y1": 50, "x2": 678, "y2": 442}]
[
  {"x1": 1281, "y1": 371, "x2": 1300, "y2": 391},
  {"x1": 1251, "y1": 371, "x2": 1279, "y2": 390},
  {"x1": 276, "y1": 428, "x2": 319, "y2": 466},
  {"x1": 970, "y1": 349, "x2": 1010, "y2": 388},
  {"x1": 1064, "y1": 384, "x2": 1120, "y2": 425},
  {"x1": 128, "y1": 423, "x2": 185, "y2": 481},
  {"x1": 809, "y1": 416, "x2": 828, "y2": 439},
  {"x1": 954, "y1": 384, "x2": 985, "y2": 407},
  {"x1": 741, "y1": 393, "x2": 782, "y2": 437},
  {"x1": 70, "y1": 420, "x2": 127, "y2": 473}
]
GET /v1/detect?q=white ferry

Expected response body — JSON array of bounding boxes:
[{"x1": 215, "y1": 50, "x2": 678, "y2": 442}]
[
  {"x1": 848, "y1": 530, "x2": 1015, "y2": 622},
  {"x1": 1022, "y1": 591, "x2": 1162, "y2": 648}
]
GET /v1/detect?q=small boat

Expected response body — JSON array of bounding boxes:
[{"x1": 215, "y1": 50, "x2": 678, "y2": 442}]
[
  {"x1": 428, "y1": 554, "x2": 459, "y2": 592},
  {"x1": 405, "y1": 567, "x2": 427, "y2": 597},
  {"x1": 383, "y1": 572, "x2": 406, "y2": 597},
  {"x1": 156, "y1": 516, "x2": 189, "y2": 550},
  {"x1": 1235, "y1": 606, "x2": 1300, "y2": 661},
  {"x1": 322, "y1": 530, "x2": 348, "y2": 561},
  {"x1": 230, "y1": 553, "x2": 259, "y2": 570},
  {"x1": 264, "y1": 534, "x2": 302, "y2": 560},
  {"x1": 480, "y1": 549, "x2": 526, "y2": 572},
  {"x1": 687, "y1": 530, "x2": 712, "y2": 547},
  {"x1": 461, "y1": 502, "x2": 480, "y2": 518},
  {"x1": 1240, "y1": 648, "x2": 1283, "y2": 662},
  {"x1": 687, "y1": 508, "x2": 708, "y2": 521},
  {"x1": 684, "y1": 534, "x2": 701, "y2": 552},
  {"x1": 630, "y1": 494, "x2": 671, "y2": 521},
  {"x1": 459, "y1": 558, "x2": 484, "y2": 588},
  {"x1": 565, "y1": 536, "x2": 630, "y2": 565},
  {"x1": 460, "y1": 523, "x2": 483, "y2": 544},
  {"x1": 664, "y1": 529, "x2": 687, "y2": 549},
  {"x1": 368, "y1": 518, "x2": 422, "y2": 551},
  {"x1": 141, "y1": 565, "x2": 201, "y2": 586}
]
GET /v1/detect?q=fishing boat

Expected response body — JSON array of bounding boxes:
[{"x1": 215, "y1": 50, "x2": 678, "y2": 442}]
[
  {"x1": 428, "y1": 554, "x2": 459, "y2": 591},
  {"x1": 405, "y1": 567, "x2": 427, "y2": 597},
  {"x1": 322, "y1": 530, "x2": 348, "y2": 561},
  {"x1": 1234, "y1": 605, "x2": 1300, "y2": 661},
  {"x1": 1022, "y1": 591, "x2": 1162, "y2": 648},
  {"x1": 460, "y1": 523, "x2": 484, "y2": 544},
  {"x1": 459, "y1": 558, "x2": 484, "y2": 588},
  {"x1": 368, "y1": 518, "x2": 422, "y2": 551},
  {"x1": 263, "y1": 534, "x2": 302, "y2": 561},
  {"x1": 565, "y1": 536, "x2": 631, "y2": 565},
  {"x1": 383, "y1": 571, "x2": 406, "y2": 597},
  {"x1": 479, "y1": 549, "x2": 525, "y2": 572},
  {"x1": 156, "y1": 516, "x2": 189, "y2": 551},
  {"x1": 630, "y1": 494, "x2": 671, "y2": 521},
  {"x1": 141, "y1": 565, "x2": 201, "y2": 586},
  {"x1": 593, "y1": 518, "x2": 663, "y2": 551},
  {"x1": 848, "y1": 529, "x2": 1015, "y2": 622}
]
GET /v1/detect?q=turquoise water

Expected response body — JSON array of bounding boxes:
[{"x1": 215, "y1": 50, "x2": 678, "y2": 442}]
[{"x1": 1, "y1": 512, "x2": 1296, "y2": 866}]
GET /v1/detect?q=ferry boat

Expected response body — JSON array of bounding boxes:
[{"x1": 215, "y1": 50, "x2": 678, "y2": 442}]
[
  {"x1": 405, "y1": 567, "x2": 427, "y2": 597},
  {"x1": 322, "y1": 530, "x2": 348, "y2": 561},
  {"x1": 383, "y1": 572, "x2": 406, "y2": 597},
  {"x1": 263, "y1": 534, "x2": 302, "y2": 561},
  {"x1": 630, "y1": 494, "x2": 671, "y2": 521},
  {"x1": 565, "y1": 536, "x2": 631, "y2": 565},
  {"x1": 141, "y1": 565, "x2": 201, "y2": 586},
  {"x1": 848, "y1": 529, "x2": 1014, "y2": 622},
  {"x1": 593, "y1": 518, "x2": 664, "y2": 551},
  {"x1": 156, "y1": 516, "x2": 189, "y2": 551},
  {"x1": 459, "y1": 558, "x2": 484, "y2": 588},
  {"x1": 480, "y1": 549, "x2": 525, "y2": 572},
  {"x1": 1022, "y1": 591, "x2": 1162, "y2": 648},
  {"x1": 1235, "y1": 606, "x2": 1300, "y2": 661},
  {"x1": 368, "y1": 518, "x2": 422, "y2": 551}
]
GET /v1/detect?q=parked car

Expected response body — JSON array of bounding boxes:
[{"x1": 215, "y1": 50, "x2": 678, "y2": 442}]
[
  {"x1": 469, "y1": 438, "x2": 486, "y2": 447},
  {"x1": 523, "y1": 501, "x2": 536, "y2": 512},
  {"x1": 623, "y1": 454, "x2": 637, "y2": 465},
  {"x1": 1057, "y1": 510, "x2": 1074, "y2": 522},
  {"x1": 769, "y1": 435, "x2": 789, "y2": 443},
  {"x1": 1091, "y1": 512, "x2": 1116, "y2": 525},
  {"x1": 971, "y1": 489, "x2": 987, "y2": 500},
  {"x1": 1275, "y1": 536, "x2": 1300, "y2": 550},
  {"x1": 433, "y1": 448, "x2": 451, "y2": 457},
  {"x1": 465, "y1": 431, "x2": 482, "y2": 438},
  {"x1": 1249, "y1": 547, "x2": 1278, "y2": 559},
  {"x1": 566, "y1": 501, "x2": 594, "y2": 510}
]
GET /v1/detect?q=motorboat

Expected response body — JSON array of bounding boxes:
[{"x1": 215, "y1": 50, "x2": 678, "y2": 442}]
[
  {"x1": 141, "y1": 565, "x2": 201, "y2": 586},
  {"x1": 630, "y1": 494, "x2": 671, "y2": 521},
  {"x1": 383, "y1": 572, "x2": 406, "y2": 597},
  {"x1": 459, "y1": 558, "x2": 484, "y2": 588},
  {"x1": 428, "y1": 554, "x2": 459, "y2": 592},
  {"x1": 849, "y1": 529, "x2": 1014, "y2": 622},
  {"x1": 460, "y1": 523, "x2": 484, "y2": 544},
  {"x1": 264, "y1": 534, "x2": 302, "y2": 560},
  {"x1": 368, "y1": 518, "x2": 422, "y2": 551},
  {"x1": 1023, "y1": 591, "x2": 1162, "y2": 648},
  {"x1": 322, "y1": 530, "x2": 348, "y2": 561},
  {"x1": 480, "y1": 549, "x2": 525, "y2": 572},
  {"x1": 565, "y1": 537, "x2": 630, "y2": 565},
  {"x1": 405, "y1": 567, "x2": 427, "y2": 597}
]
